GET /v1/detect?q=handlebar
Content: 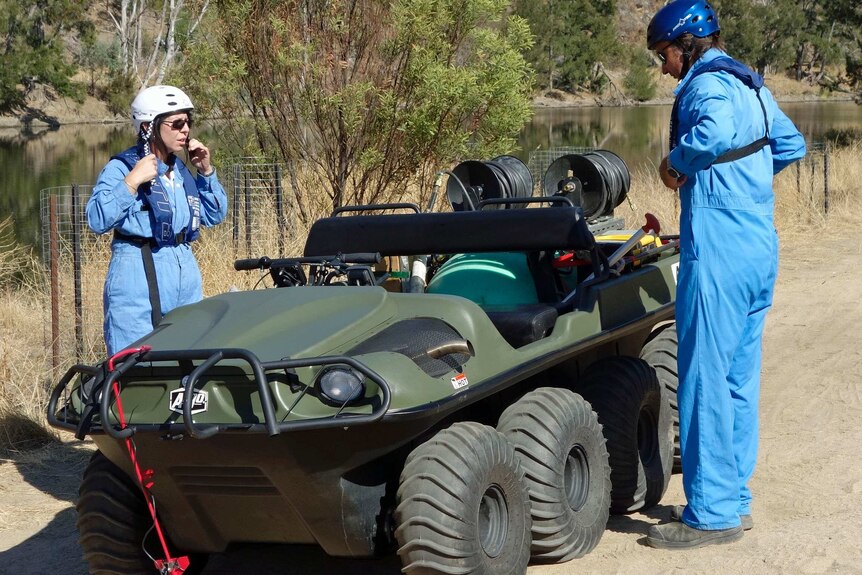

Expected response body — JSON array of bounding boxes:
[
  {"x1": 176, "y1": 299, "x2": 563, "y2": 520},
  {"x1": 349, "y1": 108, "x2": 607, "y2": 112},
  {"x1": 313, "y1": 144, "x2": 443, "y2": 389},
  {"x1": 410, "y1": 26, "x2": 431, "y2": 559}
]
[{"x1": 234, "y1": 252, "x2": 382, "y2": 271}]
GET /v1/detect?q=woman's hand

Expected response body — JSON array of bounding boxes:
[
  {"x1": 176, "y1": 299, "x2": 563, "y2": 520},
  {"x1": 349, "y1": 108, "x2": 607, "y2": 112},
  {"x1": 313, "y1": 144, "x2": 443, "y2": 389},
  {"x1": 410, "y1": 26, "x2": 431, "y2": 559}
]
[
  {"x1": 123, "y1": 153, "x2": 158, "y2": 194},
  {"x1": 188, "y1": 138, "x2": 213, "y2": 176}
]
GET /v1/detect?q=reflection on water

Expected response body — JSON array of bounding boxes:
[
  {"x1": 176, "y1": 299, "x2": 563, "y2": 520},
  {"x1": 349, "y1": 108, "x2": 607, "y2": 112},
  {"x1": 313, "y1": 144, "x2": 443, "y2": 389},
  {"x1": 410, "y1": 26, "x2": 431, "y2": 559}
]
[
  {"x1": 1, "y1": 102, "x2": 860, "y2": 249},
  {"x1": 517, "y1": 105, "x2": 671, "y2": 173},
  {"x1": 0, "y1": 124, "x2": 130, "y2": 247},
  {"x1": 517, "y1": 101, "x2": 862, "y2": 176}
]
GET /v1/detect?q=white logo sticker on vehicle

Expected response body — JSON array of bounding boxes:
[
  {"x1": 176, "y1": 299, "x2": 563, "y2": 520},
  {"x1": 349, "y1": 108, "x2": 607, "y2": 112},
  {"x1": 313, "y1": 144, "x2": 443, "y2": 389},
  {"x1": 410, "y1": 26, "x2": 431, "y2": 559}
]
[
  {"x1": 169, "y1": 386, "x2": 209, "y2": 415},
  {"x1": 451, "y1": 373, "x2": 469, "y2": 390},
  {"x1": 671, "y1": 262, "x2": 680, "y2": 285}
]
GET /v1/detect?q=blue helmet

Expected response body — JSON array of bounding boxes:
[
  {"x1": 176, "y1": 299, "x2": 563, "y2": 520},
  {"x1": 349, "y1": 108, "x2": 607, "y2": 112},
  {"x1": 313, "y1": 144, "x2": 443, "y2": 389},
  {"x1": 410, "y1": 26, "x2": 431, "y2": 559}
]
[{"x1": 647, "y1": 0, "x2": 720, "y2": 49}]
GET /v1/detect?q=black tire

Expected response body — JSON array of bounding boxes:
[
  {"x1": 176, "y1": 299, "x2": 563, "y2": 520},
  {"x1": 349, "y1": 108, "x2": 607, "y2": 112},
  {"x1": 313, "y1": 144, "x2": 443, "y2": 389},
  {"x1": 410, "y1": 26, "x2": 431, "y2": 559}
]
[
  {"x1": 395, "y1": 422, "x2": 531, "y2": 575},
  {"x1": 640, "y1": 323, "x2": 681, "y2": 473},
  {"x1": 577, "y1": 356, "x2": 673, "y2": 514},
  {"x1": 497, "y1": 388, "x2": 610, "y2": 563},
  {"x1": 76, "y1": 451, "x2": 206, "y2": 575}
]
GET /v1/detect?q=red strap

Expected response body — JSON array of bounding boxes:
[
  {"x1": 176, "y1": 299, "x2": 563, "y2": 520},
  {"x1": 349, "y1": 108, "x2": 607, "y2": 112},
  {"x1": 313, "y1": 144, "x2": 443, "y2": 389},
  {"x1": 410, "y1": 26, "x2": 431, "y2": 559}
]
[
  {"x1": 553, "y1": 252, "x2": 592, "y2": 269},
  {"x1": 108, "y1": 346, "x2": 189, "y2": 574}
]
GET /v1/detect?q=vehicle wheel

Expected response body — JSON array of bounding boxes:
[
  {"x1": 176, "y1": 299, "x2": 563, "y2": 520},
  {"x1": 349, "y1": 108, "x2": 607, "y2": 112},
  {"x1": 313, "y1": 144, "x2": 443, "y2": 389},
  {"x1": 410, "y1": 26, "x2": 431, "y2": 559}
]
[
  {"x1": 76, "y1": 451, "x2": 206, "y2": 575},
  {"x1": 395, "y1": 422, "x2": 531, "y2": 575},
  {"x1": 497, "y1": 387, "x2": 611, "y2": 563},
  {"x1": 640, "y1": 323, "x2": 681, "y2": 473},
  {"x1": 577, "y1": 356, "x2": 673, "y2": 514}
]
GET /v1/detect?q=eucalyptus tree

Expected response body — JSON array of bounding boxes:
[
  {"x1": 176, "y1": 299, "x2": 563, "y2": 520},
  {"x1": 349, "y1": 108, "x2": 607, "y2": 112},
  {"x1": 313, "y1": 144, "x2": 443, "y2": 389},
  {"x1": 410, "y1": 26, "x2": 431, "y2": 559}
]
[
  {"x1": 183, "y1": 0, "x2": 535, "y2": 217},
  {"x1": 713, "y1": 0, "x2": 804, "y2": 75},
  {"x1": 514, "y1": 0, "x2": 619, "y2": 92},
  {"x1": 103, "y1": 0, "x2": 211, "y2": 87},
  {"x1": 0, "y1": 0, "x2": 93, "y2": 112}
]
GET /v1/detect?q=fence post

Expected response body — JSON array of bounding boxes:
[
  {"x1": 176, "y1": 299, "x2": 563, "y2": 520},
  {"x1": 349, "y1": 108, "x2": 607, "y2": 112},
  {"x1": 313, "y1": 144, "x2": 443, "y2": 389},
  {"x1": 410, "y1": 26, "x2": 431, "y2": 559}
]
[
  {"x1": 71, "y1": 185, "x2": 84, "y2": 360},
  {"x1": 823, "y1": 144, "x2": 830, "y2": 216},
  {"x1": 809, "y1": 153, "x2": 815, "y2": 202},
  {"x1": 232, "y1": 164, "x2": 241, "y2": 253},
  {"x1": 49, "y1": 195, "x2": 60, "y2": 374},
  {"x1": 796, "y1": 161, "x2": 801, "y2": 198},
  {"x1": 244, "y1": 172, "x2": 253, "y2": 257},
  {"x1": 275, "y1": 164, "x2": 284, "y2": 256}
]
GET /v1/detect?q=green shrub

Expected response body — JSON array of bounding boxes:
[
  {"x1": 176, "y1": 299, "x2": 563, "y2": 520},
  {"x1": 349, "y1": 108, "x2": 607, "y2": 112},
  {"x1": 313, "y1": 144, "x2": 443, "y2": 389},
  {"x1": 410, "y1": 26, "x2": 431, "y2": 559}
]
[{"x1": 623, "y1": 51, "x2": 657, "y2": 102}]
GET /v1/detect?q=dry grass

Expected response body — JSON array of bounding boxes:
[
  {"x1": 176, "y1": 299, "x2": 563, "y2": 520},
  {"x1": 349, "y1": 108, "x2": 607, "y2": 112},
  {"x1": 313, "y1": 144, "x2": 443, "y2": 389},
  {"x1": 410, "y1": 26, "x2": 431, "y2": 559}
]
[
  {"x1": 0, "y1": 218, "x2": 59, "y2": 455},
  {"x1": 2, "y1": 145, "x2": 860, "y2": 453}
]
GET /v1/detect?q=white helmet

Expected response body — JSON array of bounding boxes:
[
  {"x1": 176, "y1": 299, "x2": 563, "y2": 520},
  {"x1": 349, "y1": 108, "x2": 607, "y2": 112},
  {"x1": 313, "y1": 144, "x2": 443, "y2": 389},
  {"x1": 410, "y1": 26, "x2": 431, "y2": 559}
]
[{"x1": 131, "y1": 85, "x2": 194, "y2": 132}]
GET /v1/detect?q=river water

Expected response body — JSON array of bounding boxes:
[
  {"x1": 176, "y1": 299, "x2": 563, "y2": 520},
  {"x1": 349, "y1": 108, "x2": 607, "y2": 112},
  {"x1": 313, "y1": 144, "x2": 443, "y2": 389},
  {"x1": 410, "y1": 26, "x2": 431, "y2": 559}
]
[{"x1": 1, "y1": 101, "x2": 860, "y2": 249}]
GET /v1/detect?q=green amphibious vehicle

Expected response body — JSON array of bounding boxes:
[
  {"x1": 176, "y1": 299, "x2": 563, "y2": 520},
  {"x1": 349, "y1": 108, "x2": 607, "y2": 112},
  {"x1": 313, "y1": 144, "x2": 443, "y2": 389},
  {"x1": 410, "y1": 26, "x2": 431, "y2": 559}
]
[{"x1": 49, "y1": 152, "x2": 682, "y2": 575}]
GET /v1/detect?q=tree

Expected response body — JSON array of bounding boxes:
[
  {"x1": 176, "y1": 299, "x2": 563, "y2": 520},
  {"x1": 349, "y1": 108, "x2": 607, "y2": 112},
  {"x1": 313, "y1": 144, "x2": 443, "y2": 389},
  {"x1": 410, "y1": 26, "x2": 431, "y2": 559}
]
[
  {"x1": 184, "y1": 0, "x2": 535, "y2": 218},
  {"x1": 0, "y1": 0, "x2": 93, "y2": 112},
  {"x1": 101, "y1": 0, "x2": 211, "y2": 88},
  {"x1": 623, "y1": 50, "x2": 657, "y2": 102},
  {"x1": 514, "y1": 0, "x2": 620, "y2": 93},
  {"x1": 820, "y1": 0, "x2": 862, "y2": 101}
]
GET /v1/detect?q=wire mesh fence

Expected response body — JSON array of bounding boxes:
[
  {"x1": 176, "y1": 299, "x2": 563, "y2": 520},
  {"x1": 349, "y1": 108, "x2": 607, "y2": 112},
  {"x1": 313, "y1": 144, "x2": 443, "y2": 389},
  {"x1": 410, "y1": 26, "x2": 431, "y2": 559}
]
[
  {"x1": 39, "y1": 185, "x2": 110, "y2": 368},
  {"x1": 526, "y1": 146, "x2": 594, "y2": 194},
  {"x1": 230, "y1": 159, "x2": 300, "y2": 259}
]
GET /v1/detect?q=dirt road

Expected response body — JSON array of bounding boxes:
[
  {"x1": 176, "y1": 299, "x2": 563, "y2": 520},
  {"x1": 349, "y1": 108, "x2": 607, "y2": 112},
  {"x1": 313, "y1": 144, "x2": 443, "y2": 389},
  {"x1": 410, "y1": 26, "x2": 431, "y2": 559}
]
[{"x1": 2, "y1": 224, "x2": 861, "y2": 575}]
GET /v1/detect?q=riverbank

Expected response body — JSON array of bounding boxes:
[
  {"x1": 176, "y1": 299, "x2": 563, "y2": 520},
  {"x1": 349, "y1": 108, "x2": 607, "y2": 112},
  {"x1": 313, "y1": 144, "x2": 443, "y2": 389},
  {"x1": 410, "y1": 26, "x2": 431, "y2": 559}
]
[{"x1": 1, "y1": 71, "x2": 855, "y2": 130}]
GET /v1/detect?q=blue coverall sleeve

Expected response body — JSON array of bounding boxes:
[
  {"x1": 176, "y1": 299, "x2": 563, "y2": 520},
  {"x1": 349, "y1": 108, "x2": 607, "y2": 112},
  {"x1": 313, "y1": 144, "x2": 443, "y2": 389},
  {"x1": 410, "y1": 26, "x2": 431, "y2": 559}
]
[
  {"x1": 86, "y1": 159, "x2": 142, "y2": 235},
  {"x1": 194, "y1": 169, "x2": 228, "y2": 226},
  {"x1": 762, "y1": 88, "x2": 806, "y2": 174},
  {"x1": 668, "y1": 77, "x2": 735, "y2": 175}
]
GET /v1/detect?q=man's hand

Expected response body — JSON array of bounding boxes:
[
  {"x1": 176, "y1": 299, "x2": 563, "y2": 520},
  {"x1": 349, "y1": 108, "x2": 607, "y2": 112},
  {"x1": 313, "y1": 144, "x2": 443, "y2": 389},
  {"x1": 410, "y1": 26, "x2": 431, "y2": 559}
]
[
  {"x1": 659, "y1": 156, "x2": 687, "y2": 190},
  {"x1": 188, "y1": 138, "x2": 213, "y2": 176}
]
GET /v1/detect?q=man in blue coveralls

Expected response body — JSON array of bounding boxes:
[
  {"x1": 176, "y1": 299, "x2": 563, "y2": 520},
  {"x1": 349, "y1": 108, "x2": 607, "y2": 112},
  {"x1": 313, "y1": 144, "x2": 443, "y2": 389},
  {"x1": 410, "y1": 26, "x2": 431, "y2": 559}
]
[
  {"x1": 87, "y1": 86, "x2": 228, "y2": 355},
  {"x1": 645, "y1": 0, "x2": 806, "y2": 549}
]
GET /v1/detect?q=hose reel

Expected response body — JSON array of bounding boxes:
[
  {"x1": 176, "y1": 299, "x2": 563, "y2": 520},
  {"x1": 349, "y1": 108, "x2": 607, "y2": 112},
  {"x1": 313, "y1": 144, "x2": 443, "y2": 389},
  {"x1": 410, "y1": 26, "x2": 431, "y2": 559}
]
[
  {"x1": 541, "y1": 150, "x2": 630, "y2": 219},
  {"x1": 446, "y1": 155, "x2": 534, "y2": 211},
  {"x1": 444, "y1": 149, "x2": 630, "y2": 220}
]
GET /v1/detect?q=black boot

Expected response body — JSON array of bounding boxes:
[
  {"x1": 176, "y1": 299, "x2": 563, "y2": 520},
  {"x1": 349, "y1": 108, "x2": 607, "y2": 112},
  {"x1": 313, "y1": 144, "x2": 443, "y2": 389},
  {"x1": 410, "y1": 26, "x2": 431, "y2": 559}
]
[{"x1": 647, "y1": 521, "x2": 743, "y2": 550}]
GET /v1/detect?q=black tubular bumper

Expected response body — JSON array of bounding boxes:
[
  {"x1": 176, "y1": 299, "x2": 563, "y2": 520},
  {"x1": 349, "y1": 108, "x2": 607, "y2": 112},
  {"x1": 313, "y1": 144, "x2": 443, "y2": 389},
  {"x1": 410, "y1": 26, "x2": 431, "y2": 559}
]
[{"x1": 47, "y1": 347, "x2": 390, "y2": 440}]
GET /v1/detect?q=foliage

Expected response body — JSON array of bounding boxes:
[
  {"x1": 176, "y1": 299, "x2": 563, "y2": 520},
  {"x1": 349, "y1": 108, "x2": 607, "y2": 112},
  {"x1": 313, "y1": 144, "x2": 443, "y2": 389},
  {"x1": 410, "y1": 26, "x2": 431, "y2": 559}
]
[
  {"x1": 184, "y1": 0, "x2": 535, "y2": 217},
  {"x1": 714, "y1": 0, "x2": 803, "y2": 75},
  {"x1": 623, "y1": 50, "x2": 657, "y2": 102},
  {"x1": 102, "y1": 0, "x2": 212, "y2": 88},
  {"x1": 822, "y1": 128, "x2": 862, "y2": 148},
  {"x1": 101, "y1": 72, "x2": 138, "y2": 117},
  {"x1": 514, "y1": 0, "x2": 619, "y2": 92},
  {"x1": 714, "y1": 0, "x2": 859, "y2": 90},
  {"x1": 0, "y1": 0, "x2": 92, "y2": 112}
]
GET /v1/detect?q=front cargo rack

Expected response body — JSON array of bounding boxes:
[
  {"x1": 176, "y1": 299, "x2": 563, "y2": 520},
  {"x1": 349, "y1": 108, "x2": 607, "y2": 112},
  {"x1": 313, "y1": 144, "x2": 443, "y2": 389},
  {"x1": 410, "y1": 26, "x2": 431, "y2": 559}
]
[{"x1": 47, "y1": 347, "x2": 390, "y2": 440}]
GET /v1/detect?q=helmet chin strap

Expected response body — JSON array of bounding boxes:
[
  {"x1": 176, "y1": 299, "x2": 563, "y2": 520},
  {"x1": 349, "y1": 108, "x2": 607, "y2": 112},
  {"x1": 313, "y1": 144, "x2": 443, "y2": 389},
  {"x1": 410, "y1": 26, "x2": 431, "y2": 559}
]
[
  {"x1": 679, "y1": 38, "x2": 693, "y2": 77},
  {"x1": 138, "y1": 123, "x2": 154, "y2": 157},
  {"x1": 137, "y1": 123, "x2": 160, "y2": 189}
]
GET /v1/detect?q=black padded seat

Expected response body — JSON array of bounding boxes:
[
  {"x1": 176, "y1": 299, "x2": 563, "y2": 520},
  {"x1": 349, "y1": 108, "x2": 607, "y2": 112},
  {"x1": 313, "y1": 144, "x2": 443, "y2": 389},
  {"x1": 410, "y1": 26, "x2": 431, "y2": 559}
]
[{"x1": 484, "y1": 305, "x2": 559, "y2": 348}]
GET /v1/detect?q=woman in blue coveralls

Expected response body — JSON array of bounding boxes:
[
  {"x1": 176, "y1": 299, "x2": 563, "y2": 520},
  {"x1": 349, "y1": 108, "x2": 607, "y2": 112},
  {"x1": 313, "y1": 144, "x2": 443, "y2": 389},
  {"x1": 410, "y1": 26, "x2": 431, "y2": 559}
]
[
  {"x1": 87, "y1": 85, "x2": 228, "y2": 355},
  {"x1": 645, "y1": 0, "x2": 806, "y2": 549}
]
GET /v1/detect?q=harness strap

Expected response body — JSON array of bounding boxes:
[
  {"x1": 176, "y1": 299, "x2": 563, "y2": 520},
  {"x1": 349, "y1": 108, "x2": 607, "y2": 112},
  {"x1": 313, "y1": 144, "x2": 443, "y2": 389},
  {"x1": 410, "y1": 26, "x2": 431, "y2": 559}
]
[
  {"x1": 140, "y1": 242, "x2": 162, "y2": 328},
  {"x1": 712, "y1": 136, "x2": 769, "y2": 164}
]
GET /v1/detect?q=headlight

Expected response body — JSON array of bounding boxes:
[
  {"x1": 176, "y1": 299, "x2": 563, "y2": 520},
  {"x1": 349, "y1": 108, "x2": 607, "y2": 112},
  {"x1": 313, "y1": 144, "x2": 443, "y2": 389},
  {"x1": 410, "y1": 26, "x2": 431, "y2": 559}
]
[{"x1": 317, "y1": 366, "x2": 365, "y2": 406}]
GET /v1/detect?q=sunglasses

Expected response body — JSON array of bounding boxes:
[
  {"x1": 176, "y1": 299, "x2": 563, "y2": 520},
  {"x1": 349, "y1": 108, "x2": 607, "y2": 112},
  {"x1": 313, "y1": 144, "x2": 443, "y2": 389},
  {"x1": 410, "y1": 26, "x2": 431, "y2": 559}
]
[
  {"x1": 165, "y1": 118, "x2": 193, "y2": 130},
  {"x1": 656, "y1": 51, "x2": 667, "y2": 64}
]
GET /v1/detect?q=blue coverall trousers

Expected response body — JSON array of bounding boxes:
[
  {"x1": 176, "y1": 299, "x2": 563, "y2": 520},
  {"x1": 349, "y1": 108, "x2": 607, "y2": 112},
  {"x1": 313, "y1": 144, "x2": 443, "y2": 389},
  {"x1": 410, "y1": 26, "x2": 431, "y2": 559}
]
[{"x1": 676, "y1": 204, "x2": 778, "y2": 530}]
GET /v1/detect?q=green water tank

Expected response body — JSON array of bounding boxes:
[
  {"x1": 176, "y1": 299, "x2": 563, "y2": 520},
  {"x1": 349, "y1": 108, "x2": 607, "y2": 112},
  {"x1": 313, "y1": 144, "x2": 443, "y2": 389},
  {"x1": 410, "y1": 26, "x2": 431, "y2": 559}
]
[{"x1": 425, "y1": 252, "x2": 539, "y2": 307}]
